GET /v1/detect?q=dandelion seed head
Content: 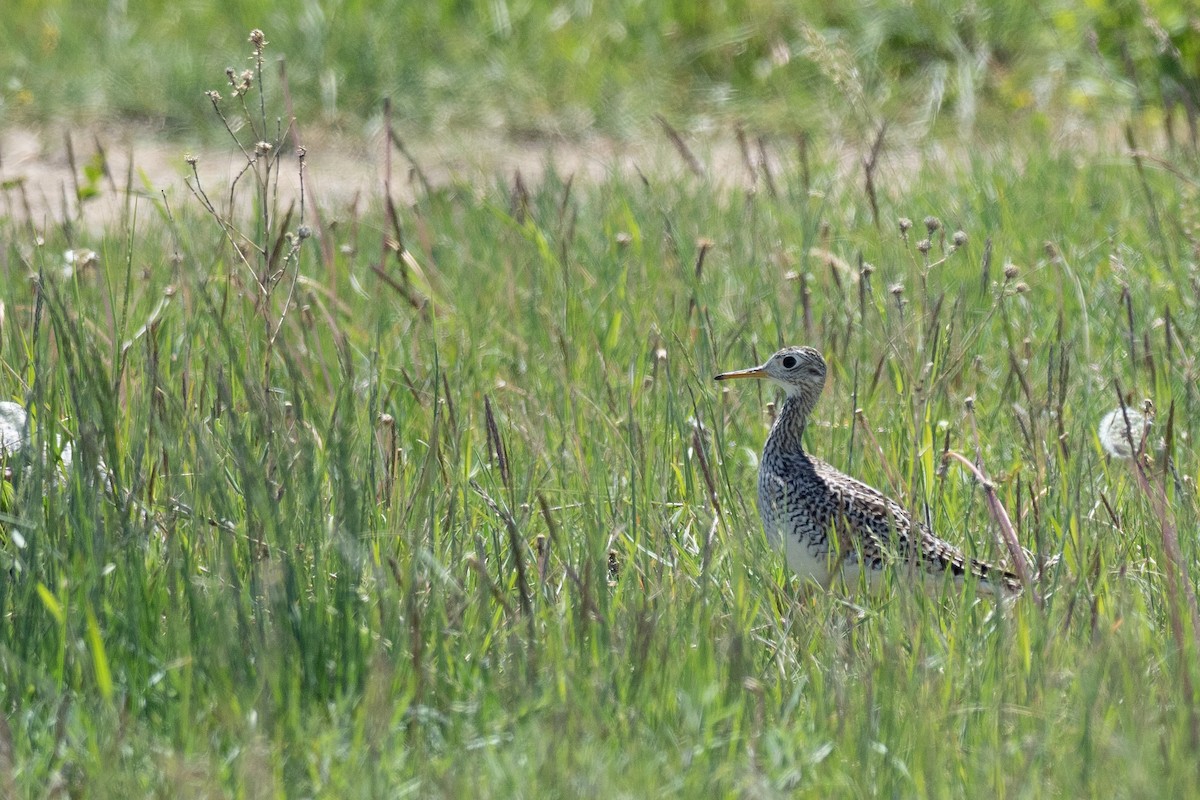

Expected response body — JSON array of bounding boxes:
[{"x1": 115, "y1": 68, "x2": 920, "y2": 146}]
[
  {"x1": 64, "y1": 248, "x2": 97, "y2": 268},
  {"x1": 1098, "y1": 408, "x2": 1147, "y2": 459}
]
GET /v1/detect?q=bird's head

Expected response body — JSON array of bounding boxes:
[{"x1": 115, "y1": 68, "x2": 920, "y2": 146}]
[{"x1": 714, "y1": 346, "x2": 827, "y2": 400}]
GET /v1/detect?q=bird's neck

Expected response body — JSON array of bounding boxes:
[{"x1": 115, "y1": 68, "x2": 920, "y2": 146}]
[{"x1": 766, "y1": 392, "x2": 814, "y2": 456}]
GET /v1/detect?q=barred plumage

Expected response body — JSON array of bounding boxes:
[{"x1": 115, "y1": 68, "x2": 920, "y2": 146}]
[{"x1": 716, "y1": 345, "x2": 1020, "y2": 596}]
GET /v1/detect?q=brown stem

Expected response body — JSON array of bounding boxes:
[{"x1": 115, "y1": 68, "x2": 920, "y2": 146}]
[{"x1": 943, "y1": 450, "x2": 1040, "y2": 606}]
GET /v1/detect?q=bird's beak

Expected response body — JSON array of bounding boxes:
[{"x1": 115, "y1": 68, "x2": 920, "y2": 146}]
[{"x1": 714, "y1": 365, "x2": 768, "y2": 381}]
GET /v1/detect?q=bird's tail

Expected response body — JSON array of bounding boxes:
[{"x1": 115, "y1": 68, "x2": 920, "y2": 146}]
[{"x1": 973, "y1": 550, "x2": 1060, "y2": 597}]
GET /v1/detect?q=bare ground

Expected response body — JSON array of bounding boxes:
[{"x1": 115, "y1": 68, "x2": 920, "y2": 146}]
[
  {"x1": 0, "y1": 117, "x2": 1118, "y2": 238},
  {"x1": 1, "y1": 123, "x2": 795, "y2": 234}
]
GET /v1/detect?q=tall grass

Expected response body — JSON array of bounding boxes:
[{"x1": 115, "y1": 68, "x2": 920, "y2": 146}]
[
  {"x1": 0, "y1": 0, "x2": 1172, "y2": 140},
  {"x1": 4, "y1": 23, "x2": 1200, "y2": 798}
]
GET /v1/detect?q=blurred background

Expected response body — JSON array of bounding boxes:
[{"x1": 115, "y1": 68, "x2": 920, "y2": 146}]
[{"x1": 4, "y1": 0, "x2": 1198, "y2": 146}]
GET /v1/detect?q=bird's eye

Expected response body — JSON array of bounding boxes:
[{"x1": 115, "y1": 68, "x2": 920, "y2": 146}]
[{"x1": 781, "y1": 355, "x2": 797, "y2": 369}]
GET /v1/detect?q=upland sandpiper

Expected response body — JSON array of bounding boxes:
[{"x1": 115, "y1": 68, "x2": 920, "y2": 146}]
[{"x1": 716, "y1": 345, "x2": 1020, "y2": 595}]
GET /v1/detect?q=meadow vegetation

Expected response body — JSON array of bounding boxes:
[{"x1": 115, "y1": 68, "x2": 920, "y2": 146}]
[
  {"x1": 3, "y1": 1, "x2": 1200, "y2": 796},
  {"x1": 3, "y1": 0, "x2": 1194, "y2": 139}
]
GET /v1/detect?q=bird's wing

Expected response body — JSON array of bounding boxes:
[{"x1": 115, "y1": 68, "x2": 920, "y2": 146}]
[{"x1": 811, "y1": 458, "x2": 1019, "y2": 590}]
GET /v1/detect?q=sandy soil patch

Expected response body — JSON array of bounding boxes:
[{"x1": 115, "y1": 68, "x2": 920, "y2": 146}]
[{"x1": 0, "y1": 123, "x2": 797, "y2": 234}]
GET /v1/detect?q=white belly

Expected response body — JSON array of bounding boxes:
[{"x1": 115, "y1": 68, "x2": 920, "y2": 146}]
[
  {"x1": 778, "y1": 536, "x2": 891, "y2": 592},
  {"x1": 759, "y1": 510, "x2": 834, "y2": 587},
  {"x1": 759, "y1": 468, "x2": 837, "y2": 587},
  {"x1": 781, "y1": 537, "x2": 832, "y2": 586}
]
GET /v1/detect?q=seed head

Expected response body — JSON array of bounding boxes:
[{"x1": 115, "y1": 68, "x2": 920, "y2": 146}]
[
  {"x1": 889, "y1": 282, "x2": 904, "y2": 296},
  {"x1": 924, "y1": 216, "x2": 941, "y2": 234},
  {"x1": 254, "y1": 141, "x2": 272, "y2": 156},
  {"x1": 1003, "y1": 263, "x2": 1020, "y2": 280},
  {"x1": 952, "y1": 230, "x2": 968, "y2": 248},
  {"x1": 297, "y1": 225, "x2": 312, "y2": 240},
  {"x1": 1098, "y1": 408, "x2": 1147, "y2": 459},
  {"x1": 249, "y1": 29, "x2": 267, "y2": 52},
  {"x1": 185, "y1": 154, "x2": 198, "y2": 166},
  {"x1": 898, "y1": 217, "x2": 912, "y2": 236},
  {"x1": 1014, "y1": 282, "x2": 1030, "y2": 293},
  {"x1": 64, "y1": 248, "x2": 98, "y2": 270},
  {"x1": 917, "y1": 238, "x2": 932, "y2": 255}
]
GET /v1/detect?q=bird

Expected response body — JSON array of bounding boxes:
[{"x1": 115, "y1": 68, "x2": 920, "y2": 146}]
[{"x1": 715, "y1": 345, "x2": 1021, "y2": 596}]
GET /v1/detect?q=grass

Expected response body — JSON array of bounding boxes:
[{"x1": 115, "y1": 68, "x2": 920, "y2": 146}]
[
  {"x1": 0, "y1": 0, "x2": 1170, "y2": 140},
  {"x1": 5, "y1": 9, "x2": 1200, "y2": 798}
]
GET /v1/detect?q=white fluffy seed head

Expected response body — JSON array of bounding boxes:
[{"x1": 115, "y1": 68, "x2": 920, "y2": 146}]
[{"x1": 1098, "y1": 408, "x2": 1147, "y2": 459}]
